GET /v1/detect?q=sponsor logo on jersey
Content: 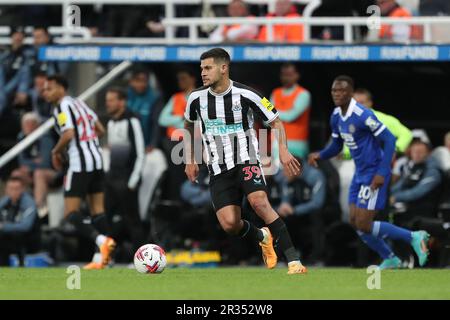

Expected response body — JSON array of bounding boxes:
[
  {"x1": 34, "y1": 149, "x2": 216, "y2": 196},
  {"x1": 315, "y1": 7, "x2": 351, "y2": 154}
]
[
  {"x1": 232, "y1": 101, "x2": 242, "y2": 112},
  {"x1": 204, "y1": 119, "x2": 243, "y2": 135},
  {"x1": 340, "y1": 132, "x2": 358, "y2": 149}
]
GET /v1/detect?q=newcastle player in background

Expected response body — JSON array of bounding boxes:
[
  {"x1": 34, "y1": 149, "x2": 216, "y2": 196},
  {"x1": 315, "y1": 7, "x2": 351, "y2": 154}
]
[
  {"x1": 184, "y1": 48, "x2": 307, "y2": 274},
  {"x1": 45, "y1": 75, "x2": 116, "y2": 270}
]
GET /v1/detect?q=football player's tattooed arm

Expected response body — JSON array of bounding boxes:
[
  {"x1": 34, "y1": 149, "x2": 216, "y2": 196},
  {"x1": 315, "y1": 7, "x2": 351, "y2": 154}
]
[
  {"x1": 269, "y1": 118, "x2": 302, "y2": 176},
  {"x1": 184, "y1": 120, "x2": 199, "y2": 183}
]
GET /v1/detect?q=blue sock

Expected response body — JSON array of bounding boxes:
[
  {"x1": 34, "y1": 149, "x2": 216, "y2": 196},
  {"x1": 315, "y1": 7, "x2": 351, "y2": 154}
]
[
  {"x1": 357, "y1": 231, "x2": 395, "y2": 260},
  {"x1": 372, "y1": 221, "x2": 412, "y2": 243}
]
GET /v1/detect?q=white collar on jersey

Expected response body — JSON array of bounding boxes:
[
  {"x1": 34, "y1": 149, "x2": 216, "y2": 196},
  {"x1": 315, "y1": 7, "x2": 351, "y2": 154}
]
[
  {"x1": 208, "y1": 80, "x2": 233, "y2": 97},
  {"x1": 337, "y1": 98, "x2": 357, "y2": 121}
]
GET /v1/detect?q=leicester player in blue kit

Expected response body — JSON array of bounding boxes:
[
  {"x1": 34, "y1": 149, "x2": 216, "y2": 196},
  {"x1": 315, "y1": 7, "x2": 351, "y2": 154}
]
[{"x1": 308, "y1": 75, "x2": 430, "y2": 269}]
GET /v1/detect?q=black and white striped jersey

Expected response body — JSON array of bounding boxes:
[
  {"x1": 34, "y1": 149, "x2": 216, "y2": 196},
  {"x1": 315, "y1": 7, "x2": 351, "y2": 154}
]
[
  {"x1": 53, "y1": 96, "x2": 103, "y2": 172},
  {"x1": 107, "y1": 109, "x2": 145, "y2": 189},
  {"x1": 184, "y1": 80, "x2": 279, "y2": 176}
]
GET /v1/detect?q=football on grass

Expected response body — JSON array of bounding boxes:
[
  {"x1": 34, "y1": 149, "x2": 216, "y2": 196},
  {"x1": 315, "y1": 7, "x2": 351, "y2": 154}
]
[{"x1": 134, "y1": 244, "x2": 167, "y2": 274}]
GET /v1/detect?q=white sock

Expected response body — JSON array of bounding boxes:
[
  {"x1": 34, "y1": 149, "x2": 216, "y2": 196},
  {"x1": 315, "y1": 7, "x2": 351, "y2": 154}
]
[
  {"x1": 260, "y1": 228, "x2": 269, "y2": 244},
  {"x1": 95, "y1": 235, "x2": 107, "y2": 248},
  {"x1": 288, "y1": 260, "x2": 301, "y2": 267}
]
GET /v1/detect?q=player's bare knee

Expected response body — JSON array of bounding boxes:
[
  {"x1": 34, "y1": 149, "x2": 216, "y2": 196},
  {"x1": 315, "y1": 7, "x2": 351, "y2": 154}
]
[
  {"x1": 221, "y1": 222, "x2": 240, "y2": 235},
  {"x1": 219, "y1": 216, "x2": 240, "y2": 235},
  {"x1": 248, "y1": 195, "x2": 269, "y2": 214}
]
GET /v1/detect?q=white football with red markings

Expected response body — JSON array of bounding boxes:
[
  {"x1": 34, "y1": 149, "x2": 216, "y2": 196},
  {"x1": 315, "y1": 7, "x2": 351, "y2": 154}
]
[{"x1": 134, "y1": 244, "x2": 167, "y2": 274}]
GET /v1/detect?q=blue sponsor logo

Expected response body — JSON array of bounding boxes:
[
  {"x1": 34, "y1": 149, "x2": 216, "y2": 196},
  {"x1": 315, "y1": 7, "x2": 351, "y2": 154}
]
[{"x1": 204, "y1": 119, "x2": 243, "y2": 135}]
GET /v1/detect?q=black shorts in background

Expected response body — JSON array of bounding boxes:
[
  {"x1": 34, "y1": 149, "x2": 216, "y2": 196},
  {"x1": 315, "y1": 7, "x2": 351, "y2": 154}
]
[
  {"x1": 64, "y1": 170, "x2": 105, "y2": 198},
  {"x1": 209, "y1": 162, "x2": 267, "y2": 212}
]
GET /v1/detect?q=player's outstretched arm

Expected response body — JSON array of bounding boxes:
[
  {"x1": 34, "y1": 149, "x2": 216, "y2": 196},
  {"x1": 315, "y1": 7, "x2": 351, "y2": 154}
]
[
  {"x1": 269, "y1": 118, "x2": 302, "y2": 177},
  {"x1": 309, "y1": 134, "x2": 343, "y2": 167},
  {"x1": 183, "y1": 120, "x2": 199, "y2": 183},
  {"x1": 307, "y1": 152, "x2": 321, "y2": 168},
  {"x1": 309, "y1": 114, "x2": 343, "y2": 167}
]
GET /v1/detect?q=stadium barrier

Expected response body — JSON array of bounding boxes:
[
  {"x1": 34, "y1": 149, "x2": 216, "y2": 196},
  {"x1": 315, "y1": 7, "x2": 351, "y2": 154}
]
[
  {"x1": 0, "y1": 0, "x2": 449, "y2": 44},
  {"x1": 38, "y1": 44, "x2": 450, "y2": 62}
]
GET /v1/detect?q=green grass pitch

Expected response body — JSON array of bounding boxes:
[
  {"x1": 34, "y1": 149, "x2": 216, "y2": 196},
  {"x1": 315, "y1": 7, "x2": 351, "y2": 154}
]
[{"x1": 0, "y1": 267, "x2": 449, "y2": 300}]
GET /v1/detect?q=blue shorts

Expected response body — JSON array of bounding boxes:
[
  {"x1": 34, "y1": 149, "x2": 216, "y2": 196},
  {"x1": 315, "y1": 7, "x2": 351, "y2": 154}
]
[{"x1": 349, "y1": 173, "x2": 390, "y2": 211}]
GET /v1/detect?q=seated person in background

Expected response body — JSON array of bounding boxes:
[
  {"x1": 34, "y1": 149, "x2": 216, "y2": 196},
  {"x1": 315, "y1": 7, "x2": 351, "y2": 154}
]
[
  {"x1": 390, "y1": 139, "x2": 442, "y2": 220},
  {"x1": 11, "y1": 112, "x2": 56, "y2": 217},
  {"x1": 0, "y1": 26, "x2": 31, "y2": 117},
  {"x1": 276, "y1": 163, "x2": 327, "y2": 263},
  {"x1": 180, "y1": 165, "x2": 211, "y2": 209},
  {"x1": 392, "y1": 129, "x2": 430, "y2": 184},
  {"x1": 0, "y1": 176, "x2": 39, "y2": 266},
  {"x1": 390, "y1": 139, "x2": 446, "y2": 265},
  {"x1": 277, "y1": 163, "x2": 326, "y2": 218},
  {"x1": 258, "y1": 0, "x2": 304, "y2": 43},
  {"x1": 209, "y1": 0, "x2": 258, "y2": 43}
]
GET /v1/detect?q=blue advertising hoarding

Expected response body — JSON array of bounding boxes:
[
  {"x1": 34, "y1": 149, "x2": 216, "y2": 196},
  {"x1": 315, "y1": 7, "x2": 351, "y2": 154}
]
[{"x1": 39, "y1": 44, "x2": 450, "y2": 62}]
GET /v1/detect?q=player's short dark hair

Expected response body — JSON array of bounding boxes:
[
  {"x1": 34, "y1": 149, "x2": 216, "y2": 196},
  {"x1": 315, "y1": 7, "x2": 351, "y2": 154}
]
[
  {"x1": 106, "y1": 87, "x2": 127, "y2": 101},
  {"x1": 200, "y1": 48, "x2": 231, "y2": 65},
  {"x1": 334, "y1": 75, "x2": 354, "y2": 90},
  {"x1": 354, "y1": 88, "x2": 373, "y2": 101},
  {"x1": 47, "y1": 74, "x2": 69, "y2": 90}
]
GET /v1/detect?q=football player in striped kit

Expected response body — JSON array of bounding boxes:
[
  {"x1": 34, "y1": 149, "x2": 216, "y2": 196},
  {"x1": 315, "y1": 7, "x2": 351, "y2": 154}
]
[
  {"x1": 45, "y1": 75, "x2": 115, "y2": 269},
  {"x1": 184, "y1": 48, "x2": 306, "y2": 274}
]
